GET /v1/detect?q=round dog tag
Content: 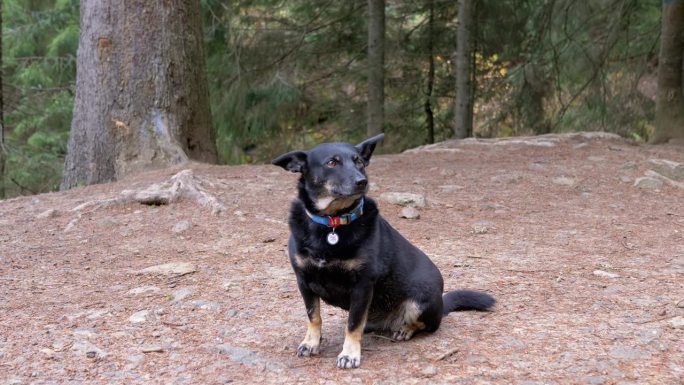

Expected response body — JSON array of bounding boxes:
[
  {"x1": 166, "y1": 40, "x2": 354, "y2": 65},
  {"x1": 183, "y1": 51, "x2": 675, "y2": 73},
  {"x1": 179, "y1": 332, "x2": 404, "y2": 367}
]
[{"x1": 326, "y1": 231, "x2": 339, "y2": 245}]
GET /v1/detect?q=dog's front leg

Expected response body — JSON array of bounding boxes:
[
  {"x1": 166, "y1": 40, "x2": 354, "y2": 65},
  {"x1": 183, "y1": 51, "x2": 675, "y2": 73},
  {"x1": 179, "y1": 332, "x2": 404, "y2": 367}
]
[
  {"x1": 337, "y1": 282, "x2": 373, "y2": 369},
  {"x1": 296, "y1": 283, "x2": 321, "y2": 357}
]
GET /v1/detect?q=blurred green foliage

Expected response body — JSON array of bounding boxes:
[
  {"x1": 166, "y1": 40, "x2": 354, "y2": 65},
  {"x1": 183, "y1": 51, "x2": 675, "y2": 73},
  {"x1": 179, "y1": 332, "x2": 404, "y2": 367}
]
[{"x1": 0, "y1": 0, "x2": 663, "y2": 197}]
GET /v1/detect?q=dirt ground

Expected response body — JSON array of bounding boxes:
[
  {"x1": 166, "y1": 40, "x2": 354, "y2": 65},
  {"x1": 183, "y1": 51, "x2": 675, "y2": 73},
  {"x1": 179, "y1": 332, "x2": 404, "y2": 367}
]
[{"x1": 1, "y1": 133, "x2": 683, "y2": 385}]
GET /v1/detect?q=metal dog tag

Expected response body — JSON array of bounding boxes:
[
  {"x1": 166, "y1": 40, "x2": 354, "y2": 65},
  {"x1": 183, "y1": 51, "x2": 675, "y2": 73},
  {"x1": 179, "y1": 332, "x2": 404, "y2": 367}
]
[{"x1": 326, "y1": 231, "x2": 339, "y2": 245}]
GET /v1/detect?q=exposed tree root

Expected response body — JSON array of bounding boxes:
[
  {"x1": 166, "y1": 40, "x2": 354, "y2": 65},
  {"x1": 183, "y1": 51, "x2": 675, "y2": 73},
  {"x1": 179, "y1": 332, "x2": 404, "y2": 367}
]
[{"x1": 71, "y1": 169, "x2": 226, "y2": 215}]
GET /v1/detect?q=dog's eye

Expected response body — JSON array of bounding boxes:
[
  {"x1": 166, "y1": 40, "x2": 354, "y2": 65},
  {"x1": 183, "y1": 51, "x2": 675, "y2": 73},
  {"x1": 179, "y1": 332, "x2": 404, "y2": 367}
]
[
  {"x1": 326, "y1": 159, "x2": 338, "y2": 168},
  {"x1": 353, "y1": 156, "x2": 364, "y2": 166}
]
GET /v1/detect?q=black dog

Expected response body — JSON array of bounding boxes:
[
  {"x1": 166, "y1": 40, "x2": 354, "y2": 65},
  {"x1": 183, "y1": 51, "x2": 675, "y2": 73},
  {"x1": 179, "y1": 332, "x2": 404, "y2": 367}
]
[{"x1": 272, "y1": 134, "x2": 495, "y2": 369}]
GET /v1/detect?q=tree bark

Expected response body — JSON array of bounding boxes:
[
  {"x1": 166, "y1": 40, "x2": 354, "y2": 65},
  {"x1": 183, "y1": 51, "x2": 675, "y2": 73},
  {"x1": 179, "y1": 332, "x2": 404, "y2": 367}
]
[
  {"x1": 0, "y1": 1, "x2": 5, "y2": 198},
  {"x1": 652, "y1": 0, "x2": 684, "y2": 144},
  {"x1": 61, "y1": 0, "x2": 217, "y2": 190},
  {"x1": 367, "y1": 0, "x2": 385, "y2": 138},
  {"x1": 454, "y1": 0, "x2": 474, "y2": 139},
  {"x1": 424, "y1": 0, "x2": 436, "y2": 144}
]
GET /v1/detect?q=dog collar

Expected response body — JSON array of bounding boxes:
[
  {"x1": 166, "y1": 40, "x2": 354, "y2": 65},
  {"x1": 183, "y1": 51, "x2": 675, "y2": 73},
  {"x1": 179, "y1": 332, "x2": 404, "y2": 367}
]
[{"x1": 305, "y1": 198, "x2": 364, "y2": 245}]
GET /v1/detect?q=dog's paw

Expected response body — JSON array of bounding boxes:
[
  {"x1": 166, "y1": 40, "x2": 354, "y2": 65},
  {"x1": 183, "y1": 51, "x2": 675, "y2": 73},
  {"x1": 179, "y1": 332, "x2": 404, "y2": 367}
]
[
  {"x1": 336, "y1": 354, "x2": 361, "y2": 369},
  {"x1": 391, "y1": 328, "x2": 415, "y2": 341},
  {"x1": 296, "y1": 343, "x2": 319, "y2": 357}
]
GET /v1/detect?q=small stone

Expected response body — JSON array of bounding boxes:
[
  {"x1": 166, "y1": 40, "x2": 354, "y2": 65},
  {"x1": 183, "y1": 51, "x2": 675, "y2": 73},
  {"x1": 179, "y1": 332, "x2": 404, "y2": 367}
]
[
  {"x1": 127, "y1": 286, "x2": 161, "y2": 295},
  {"x1": 491, "y1": 174, "x2": 522, "y2": 184},
  {"x1": 99, "y1": 217, "x2": 117, "y2": 226},
  {"x1": 551, "y1": 176, "x2": 575, "y2": 186},
  {"x1": 36, "y1": 209, "x2": 58, "y2": 219},
  {"x1": 668, "y1": 316, "x2": 684, "y2": 329},
  {"x1": 172, "y1": 220, "x2": 192, "y2": 233},
  {"x1": 171, "y1": 287, "x2": 193, "y2": 302},
  {"x1": 609, "y1": 346, "x2": 651, "y2": 360},
  {"x1": 584, "y1": 376, "x2": 605, "y2": 385},
  {"x1": 142, "y1": 345, "x2": 165, "y2": 353},
  {"x1": 593, "y1": 270, "x2": 620, "y2": 279},
  {"x1": 676, "y1": 299, "x2": 684, "y2": 308},
  {"x1": 129, "y1": 310, "x2": 150, "y2": 324},
  {"x1": 421, "y1": 365, "x2": 438, "y2": 377},
  {"x1": 472, "y1": 221, "x2": 492, "y2": 234},
  {"x1": 620, "y1": 161, "x2": 638, "y2": 171},
  {"x1": 588, "y1": 156, "x2": 606, "y2": 162},
  {"x1": 72, "y1": 340, "x2": 106, "y2": 358},
  {"x1": 399, "y1": 207, "x2": 420, "y2": 220},
  {"x1": 634, "y1": 177, "x2": 663, "y2": 190},
  {"x1": 379, "y1": 192, "x2": 427, "y2": 208},
  {"x1": 40, "y1": 348, "x2": 56, "y2": 359},
  {"x1": 138, "y1": 262, "x2": 197, "y2": 276},
  {"x1": 226, "y1": 309, "x2": 239, "y2": 317},
  {"x1": 619, "y1": 175, "x2": 632, "y2": 183}
]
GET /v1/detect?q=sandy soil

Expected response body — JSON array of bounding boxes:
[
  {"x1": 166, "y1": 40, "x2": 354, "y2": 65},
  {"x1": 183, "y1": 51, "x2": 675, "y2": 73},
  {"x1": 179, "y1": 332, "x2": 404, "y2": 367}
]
[{"x1": 1, "y1": 133, "x2": 683, "y2": 385}]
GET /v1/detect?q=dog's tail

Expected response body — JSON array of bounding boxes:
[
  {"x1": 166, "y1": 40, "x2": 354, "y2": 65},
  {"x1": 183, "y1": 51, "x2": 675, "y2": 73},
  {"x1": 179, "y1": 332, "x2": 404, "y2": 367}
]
[{"x1": 442, "y1": 290, "x2": 495, "y2": 315}]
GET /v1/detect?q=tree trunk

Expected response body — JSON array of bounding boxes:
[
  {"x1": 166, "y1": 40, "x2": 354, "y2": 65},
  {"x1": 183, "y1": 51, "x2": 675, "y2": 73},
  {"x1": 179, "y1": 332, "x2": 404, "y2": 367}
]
[
  {"x1": 424, "y1": 0, "x2": 435, "y2": 144},
  {"x1": 0, "y1": 1, "x2": 5, "y2": 198},
  {"x1": 61, "y1": 0, "x2": 217, "y2": 190},
  {"x1": 367, "y1": 0, "x2": 385, "y2": 138},
  {"x1": 652, "y1": 0, "x2": 684, "y2": 144},
  {"x1": 454, "y1": 0, "x2": 474, "y2": 139}
]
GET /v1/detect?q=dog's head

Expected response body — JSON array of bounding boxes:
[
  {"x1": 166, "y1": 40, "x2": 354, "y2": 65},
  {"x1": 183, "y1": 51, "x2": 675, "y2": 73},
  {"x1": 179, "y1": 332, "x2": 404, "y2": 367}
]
[{"x1": 272, "y1": 134, "x2": 384, "y2": 214}]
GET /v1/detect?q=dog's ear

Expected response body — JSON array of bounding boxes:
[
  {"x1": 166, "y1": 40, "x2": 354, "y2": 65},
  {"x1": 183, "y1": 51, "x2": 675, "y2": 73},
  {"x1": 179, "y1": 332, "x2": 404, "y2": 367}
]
[
  {"x1": 355, "y1": 133, "x2": 384, "y2": 164},
  {"x1": 272, "y1": 151, "x2": 308, "y2": 173}
]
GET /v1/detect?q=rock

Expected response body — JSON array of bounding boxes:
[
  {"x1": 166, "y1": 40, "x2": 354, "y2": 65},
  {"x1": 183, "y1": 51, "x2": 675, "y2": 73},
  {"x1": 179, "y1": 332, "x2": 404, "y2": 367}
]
[
  {"x1": 491, "y1": 174, "x2": 522, "y2": 184},
  {"x1": 593, "y1": 270, "x2": 620, "y2": 279},
  {"x1": 421, "y1": 365, "x2": 438, "y2": 377},
  {"x1": 620, "y1": 161, "x2": 638, "y2": 171},
  {"x1": 379, "y1": 192, "x2": 427, "y2": 208},
  {"x1": 138, "y1": 262, "x2": 197, "y2": 276},
  {"x1": 609, "y1": 346, "x2": 651, "y2": 360},
  {"x1": 583, "y1": 376, "x2": 605, "y2": 385},
  {"x1": 71, "y1": 340, "x2": 107, "y2": 358},
  {"x1": 73, "y1": 328, "x2": 97, "y2": 338},
  {"x1": 668, "y1": 316, "x2": 684, "y2": 330},
  {"x1": 142, "y1": 345, "x2": 164, "y2": 353},
  {"x1": 633, "y1": 176, "x2": 663, "y2": 190},
  {"x1": 619, "y1": 175, "x2": 632, "y2": 183},
  {"x1": 399, "y1": 207, "x2": 420, "y2": 220},
  {"x1": 439, "y1": 184, "x2": 463, "y2": 193},
  {"x1": 190, "y1": 300, "x2": 220, "y2": 311},
  {"x1": 217, "y1": 344, "x2": 260, "y2": 366},
  {"x1": 551, "y1": 176, "x2": 576, "y2": 186},
  {"x1": 128, "y1": 310, "x2": 150, "y2": 324},
  {"x1": 127, "y1": 286, "x2": 161, "y2": 296},
  {"x1": 647, "y1": 159, "x2": 684, "y2": 181},
  {"x1": 171, "y1": 287, "x2": 193, "y2": 302},
  {"x1": 676, "y1": 299, "x2": 684, "y2": 308},
  {"x1": 36, "y1": 209, "x2": 59, "y2": 219},
  {"x1": 172, "y1": 220, "x2": 192, "y2": 233},
  {"x1": 472, "y1": 221, "x2": 492, "y2": 234}
]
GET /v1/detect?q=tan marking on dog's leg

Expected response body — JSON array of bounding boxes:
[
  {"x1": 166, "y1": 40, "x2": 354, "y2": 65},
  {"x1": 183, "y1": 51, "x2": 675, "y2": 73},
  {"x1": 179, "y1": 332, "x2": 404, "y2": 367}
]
[
  {"x1": 292, "y1": 253, "x2": 308, "y2": 269},
  {"x1": 391, "y1": 300, "x2": 426, "y2": 341},
  {"x1": 297, "y1": 298, "x2": 321, "y2": 357},
  {"x1": 337, "y1": 314, "x2": 367, "y2": 369}
]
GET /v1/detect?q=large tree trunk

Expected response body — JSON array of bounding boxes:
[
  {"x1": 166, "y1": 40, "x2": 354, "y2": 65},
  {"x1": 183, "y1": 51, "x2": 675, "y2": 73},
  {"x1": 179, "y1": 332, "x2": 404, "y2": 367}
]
[
  {"x1": 61, "y1": 0, "x2": 217, "y2": 190},
  {"x1": 652, "y1": 0, "x2": 684, "y2": 144},
  {"x1": 454, "y1": 0, "x2": 474, "y2": 139},
  {"x1": 367, "y1": 0, "x2": 385, "y2": 138},
  {"x1": 0, "y1": 1, "x2": 5, "y2": 198}
]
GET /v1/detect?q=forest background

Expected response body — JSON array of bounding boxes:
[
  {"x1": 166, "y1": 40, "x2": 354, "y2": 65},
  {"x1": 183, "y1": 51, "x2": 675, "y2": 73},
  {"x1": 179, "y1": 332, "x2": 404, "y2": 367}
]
[{"x1": 0, "y1": 0, "x2": 671, "y2": 197}]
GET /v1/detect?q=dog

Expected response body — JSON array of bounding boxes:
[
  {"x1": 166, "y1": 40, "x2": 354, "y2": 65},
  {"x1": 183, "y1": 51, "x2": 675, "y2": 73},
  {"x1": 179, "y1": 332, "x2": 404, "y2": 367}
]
[{"x1": 272, "y1": 134, "x2": 495, "y2": 369}]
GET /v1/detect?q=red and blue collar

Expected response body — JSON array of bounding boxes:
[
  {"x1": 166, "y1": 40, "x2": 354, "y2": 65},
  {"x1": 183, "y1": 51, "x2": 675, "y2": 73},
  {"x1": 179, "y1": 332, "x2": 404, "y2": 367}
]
[{"x1": 305, "y1": 198, "x2": 365, "y2": 228}]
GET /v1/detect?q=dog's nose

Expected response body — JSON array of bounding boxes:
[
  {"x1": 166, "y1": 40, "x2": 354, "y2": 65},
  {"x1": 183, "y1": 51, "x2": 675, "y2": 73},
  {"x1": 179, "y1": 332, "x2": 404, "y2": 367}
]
[{"x1": 356, "y1": 178, "x2": 368, "y2": 188}]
